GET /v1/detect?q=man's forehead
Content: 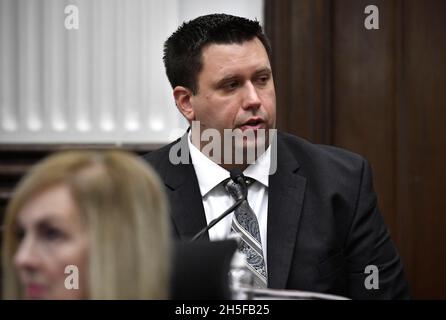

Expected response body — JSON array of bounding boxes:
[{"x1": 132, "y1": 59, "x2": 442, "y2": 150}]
[
  {"x1": 200, "y1": 38, "x2": 271, "y2": 76},
  {"x1": 202, "y1": 38, "x2": 268, "y2": 59}
]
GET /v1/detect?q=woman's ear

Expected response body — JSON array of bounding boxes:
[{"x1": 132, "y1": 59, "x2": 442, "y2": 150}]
[{"x1": 173, "y1": 86, "x2": 195, "y2": 122}]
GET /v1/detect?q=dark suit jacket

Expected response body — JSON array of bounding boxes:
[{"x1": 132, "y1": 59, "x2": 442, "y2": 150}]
[{"x1": 143, "y1": 131, "x2": 410, "y2": 299}]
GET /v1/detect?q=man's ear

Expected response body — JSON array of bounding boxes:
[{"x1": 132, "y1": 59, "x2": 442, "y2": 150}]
[{"x1": 173, "y1": 86, "x2": 195, "y2": 122}]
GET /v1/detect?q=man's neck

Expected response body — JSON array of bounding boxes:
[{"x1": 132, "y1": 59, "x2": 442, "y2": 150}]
[
  {"x1": 220, "y1": 162, "x2": 249, "y2": 172},
  {"x1": 189, "y1": 128, "x2": 269, "y2": 172}
]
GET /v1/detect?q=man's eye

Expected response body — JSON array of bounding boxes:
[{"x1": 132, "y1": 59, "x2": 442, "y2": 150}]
[
  {"x1": 224, "y1": 81, "x2": 239, "y2": 90},
  {"x1": 257, "y1": 76, "x2": 269, "y2": 84}
]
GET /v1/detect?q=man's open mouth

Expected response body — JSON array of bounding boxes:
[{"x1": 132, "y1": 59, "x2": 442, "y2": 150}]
[{"x1": 239, "y1": 118, "x2": 265, "y2": 130}]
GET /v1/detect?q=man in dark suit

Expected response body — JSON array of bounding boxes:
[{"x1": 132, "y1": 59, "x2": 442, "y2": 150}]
[{"x1": 144, "y1": 14, "x2": 410, "y2": 299}]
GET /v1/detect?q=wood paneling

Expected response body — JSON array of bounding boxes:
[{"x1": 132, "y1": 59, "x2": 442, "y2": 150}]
[
  {"x1": 332, "y1": 0, "x2": 398, "y2": 240},
  {"x1": 265, "y1": 0, "x2": 332, "y2": 143},
  {"x1": 265, "y1": 0, "x2": 446, "y2": 298},
  {"x1": 396, "y1": 0, "x2": 446, "y2": 298}
]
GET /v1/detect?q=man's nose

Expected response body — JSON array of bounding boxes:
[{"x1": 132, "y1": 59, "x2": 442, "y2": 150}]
[
  {"x1": 241, "y1": 81, "x2": 261, "y2": 110},
  {"x1": 14, "y1": 235, "x2": 40, "y2": 272}
]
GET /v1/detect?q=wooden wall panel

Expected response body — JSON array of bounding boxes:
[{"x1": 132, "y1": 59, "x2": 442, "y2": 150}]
[
  {"x1": 397, "y1": 0, "x2": 446, "y2": 298},
  {"x1": 265, "y1": 0, "x2": 446, "y2": 298},
  {"x1": 332, "y1": 0, "x2": 397, "y2": 239},
  {"x1": 265, "y1": 0, "x2": 332, "y2": 143}
]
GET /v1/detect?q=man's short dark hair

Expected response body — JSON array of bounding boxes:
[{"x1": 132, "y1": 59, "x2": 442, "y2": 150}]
[{"x1": 163, "y1": 13, "x2": 271, "y2": 94}]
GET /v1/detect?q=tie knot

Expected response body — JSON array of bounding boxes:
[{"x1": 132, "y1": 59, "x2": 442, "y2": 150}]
[{"x1": 224, "y1": 177, "x2": 253, "y2": 200}]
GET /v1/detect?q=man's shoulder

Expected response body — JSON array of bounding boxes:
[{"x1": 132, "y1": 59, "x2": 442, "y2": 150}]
[
  {"x1": 279, "y1": 131, "x2": 365, "y2": 162},
  {"x1": 278, "y1": 132, "x2": 372, "y2": 210},
  {"x1": 278, "y1": 131, "x2": 367, "y2": 176}
]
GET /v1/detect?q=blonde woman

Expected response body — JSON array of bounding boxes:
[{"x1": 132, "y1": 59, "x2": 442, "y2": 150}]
[{"x1": 2, "y1": 150, "x2": 170, "y2": 299}]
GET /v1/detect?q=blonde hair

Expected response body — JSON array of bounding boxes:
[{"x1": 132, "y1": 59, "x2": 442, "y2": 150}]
[{"x1": 2, "y1": 150, "x2": 170, "y2": 299}]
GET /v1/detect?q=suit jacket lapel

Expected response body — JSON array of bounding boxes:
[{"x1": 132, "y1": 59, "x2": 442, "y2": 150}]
[
  {"x1": 163, "y1": 134, "x2": 209, "y2": 241},
  {"x1": 267, "y1": 134, "x2": 306, "y2": 289}
]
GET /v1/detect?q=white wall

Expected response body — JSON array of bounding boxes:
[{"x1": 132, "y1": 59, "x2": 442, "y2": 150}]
[
  {"x1": 178, "y1": 0, "x2": 263, "y2": 25},
  {"x1": 0, "y1": 0, "x2": 263, "y2": 144}
]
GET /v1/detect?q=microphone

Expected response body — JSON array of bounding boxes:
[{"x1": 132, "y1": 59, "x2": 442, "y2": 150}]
[{"x1": 190, "y1": 168, "x2": 248, "y2": 242}]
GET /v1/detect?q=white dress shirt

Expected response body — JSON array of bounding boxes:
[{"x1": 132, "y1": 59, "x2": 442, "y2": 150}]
[{"x1": 188, "y1": 132, "x2": 270, "y2": 264}]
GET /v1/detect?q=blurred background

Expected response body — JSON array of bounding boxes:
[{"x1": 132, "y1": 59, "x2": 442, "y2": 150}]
[{"x1": 1, "y1": 0, "x2": 445, "y2": 299}]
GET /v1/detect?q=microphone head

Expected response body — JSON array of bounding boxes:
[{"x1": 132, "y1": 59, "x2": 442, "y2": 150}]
[{"x1": 229, "y1": 168, "x2": 244, "y2": 183}]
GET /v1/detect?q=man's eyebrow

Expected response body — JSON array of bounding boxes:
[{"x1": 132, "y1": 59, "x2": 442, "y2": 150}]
[
  {"x1": 215, "y1": 67, "x2": 272, "y2": 87},
  {"x1": 253, "y1": 67, "x2": 272, "y2": 76},
  {"x1": 215, "y1": 74, "x2": 240, "y2": 88}
]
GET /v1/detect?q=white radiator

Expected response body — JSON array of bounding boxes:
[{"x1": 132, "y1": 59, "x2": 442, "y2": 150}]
[{"x1": 0, "y1": 0, "x2": 263, "y2": 144}]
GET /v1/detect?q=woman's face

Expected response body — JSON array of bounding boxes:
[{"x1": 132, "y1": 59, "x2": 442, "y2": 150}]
[{"x1": 13, "y1": 184, "x2": 89, "y2": 299}]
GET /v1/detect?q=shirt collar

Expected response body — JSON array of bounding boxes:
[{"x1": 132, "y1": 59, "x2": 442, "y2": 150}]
[
  {"x1": 187, "y1": 131, "x2": 271, "y2": 197},
  {"x1": 244, "y1": 145, "x2": 270, "y2": 188}
]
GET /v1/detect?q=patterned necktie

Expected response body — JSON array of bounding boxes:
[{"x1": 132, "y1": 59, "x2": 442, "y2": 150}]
[{"x1": 225, "y1": 177, "x2": 268, "y2": 288}]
